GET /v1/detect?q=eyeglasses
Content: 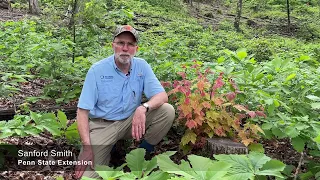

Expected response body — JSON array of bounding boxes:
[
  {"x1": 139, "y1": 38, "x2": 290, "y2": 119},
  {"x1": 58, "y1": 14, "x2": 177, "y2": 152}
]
[{"x1": 113, "y1": 41, "x2": 137, "y2": 48}]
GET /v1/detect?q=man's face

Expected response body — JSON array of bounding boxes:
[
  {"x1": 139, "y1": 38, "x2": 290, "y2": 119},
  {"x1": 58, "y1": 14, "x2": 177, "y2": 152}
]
[{"x1": 112, "y1": 32, "x2": 138, "y2": 65}]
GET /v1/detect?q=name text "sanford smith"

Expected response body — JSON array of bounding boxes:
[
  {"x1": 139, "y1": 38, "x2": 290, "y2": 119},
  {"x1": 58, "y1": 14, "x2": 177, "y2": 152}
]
[{"x1": 18, "y1": 150, "x2": 73, "y2": 157}]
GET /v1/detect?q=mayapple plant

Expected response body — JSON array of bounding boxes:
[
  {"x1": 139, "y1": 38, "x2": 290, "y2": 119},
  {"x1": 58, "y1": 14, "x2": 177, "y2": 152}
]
[{"x1": 162, "y1": 60, "x2": 266, "y2": 152}]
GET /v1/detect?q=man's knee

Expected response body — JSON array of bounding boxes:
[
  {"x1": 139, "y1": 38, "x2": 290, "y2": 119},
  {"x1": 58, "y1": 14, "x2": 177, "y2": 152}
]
[{"x1": 160, "y1": 103, "x2": 175, "y2": 122}]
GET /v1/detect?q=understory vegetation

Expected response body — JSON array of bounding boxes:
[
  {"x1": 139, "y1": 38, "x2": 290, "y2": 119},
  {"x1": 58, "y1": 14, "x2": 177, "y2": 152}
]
[{"x1": 0, "y1": 0, "x2": 320, "y2": 179}]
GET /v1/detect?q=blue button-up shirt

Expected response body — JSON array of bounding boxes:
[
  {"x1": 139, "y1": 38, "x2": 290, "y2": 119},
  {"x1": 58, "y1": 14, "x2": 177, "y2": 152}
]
[{"x1": 77, "y1": 55, "x2": 165, "y2": 120}]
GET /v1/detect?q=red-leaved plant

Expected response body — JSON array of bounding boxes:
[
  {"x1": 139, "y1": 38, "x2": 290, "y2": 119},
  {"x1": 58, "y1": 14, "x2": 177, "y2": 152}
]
[{"x1": 161, "y1": 61, "x2": 266, "y2": 152}]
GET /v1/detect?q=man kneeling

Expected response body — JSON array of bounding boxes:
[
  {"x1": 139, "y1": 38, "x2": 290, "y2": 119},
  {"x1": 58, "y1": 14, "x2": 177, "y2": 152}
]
[{"x1": 74, "y1": 25, "x2": 175, "y2": 179}]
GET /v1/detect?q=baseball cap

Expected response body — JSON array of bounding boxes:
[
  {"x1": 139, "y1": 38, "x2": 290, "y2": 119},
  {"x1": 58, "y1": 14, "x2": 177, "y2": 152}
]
[{"x1": 113, "y1": 25, "x2": 139, "y2": 42}]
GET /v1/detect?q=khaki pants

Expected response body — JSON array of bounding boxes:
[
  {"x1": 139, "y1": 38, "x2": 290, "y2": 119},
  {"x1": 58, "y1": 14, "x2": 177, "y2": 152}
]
[{"x1": 82, "y1": 103, "x2": 175, "y2": 178}]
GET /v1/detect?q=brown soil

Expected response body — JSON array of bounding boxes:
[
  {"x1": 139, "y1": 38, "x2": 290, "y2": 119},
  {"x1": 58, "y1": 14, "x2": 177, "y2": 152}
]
[{"x1": 0, "y1": 8, "x2": 27, "y2": 22}]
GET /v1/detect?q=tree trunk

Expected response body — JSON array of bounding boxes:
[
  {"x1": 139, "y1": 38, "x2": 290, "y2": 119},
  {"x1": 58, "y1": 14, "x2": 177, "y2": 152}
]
[
  {"x1": 318, "y1": 0, "x2": 320, "y2": 17},
  {"x1": 69, "y1": 0, "x2": 79, "y2": 63},
  {"x1": 29, "y1": 0, "x2": 40, "y2": 15},
  {"x1": 234, "y1": 0, "x2": 242, "y2": 32},
  {"x1": 286, "y1": 0, "x2": 291, "y2": 32}
]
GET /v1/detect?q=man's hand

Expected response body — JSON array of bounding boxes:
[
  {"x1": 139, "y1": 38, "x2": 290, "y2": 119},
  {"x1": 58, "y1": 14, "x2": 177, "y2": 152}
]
[
  {"x1": 74, "y1": 145, "x2": 94, "y2": 179},
  {"x1": 132, "y1": 106, "x2": 147, "y2": 141}
]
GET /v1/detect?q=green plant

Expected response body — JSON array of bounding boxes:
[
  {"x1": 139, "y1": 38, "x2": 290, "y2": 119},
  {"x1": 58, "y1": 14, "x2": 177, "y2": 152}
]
[
  {"x1": 80, "y1": 148, "x2": 286, "y2": 180},
  {"x1": 214, "y1": 152, "x2": 286, "y2": 179},
  {"x1": 30, "y1": 110, "x2": 79, "y2": 142},
  {"x1": 157, "y1": 151, "x2": 231, "y2": 180},
  {"x1": 298, "y1": 160, "x2": 320, "y2": 180},
  {"x1": 163, "y1": 60, "x2": 265, "y2": 152},
  {"x1": 0, "y1": 111, "x2": 79, "y2": 143},
  {"x1": 0, "y1": 73, "x2": 34, "y2": 112},
  {"x1": 82, "y1": 148, "x2": 172, "y2": 180}
]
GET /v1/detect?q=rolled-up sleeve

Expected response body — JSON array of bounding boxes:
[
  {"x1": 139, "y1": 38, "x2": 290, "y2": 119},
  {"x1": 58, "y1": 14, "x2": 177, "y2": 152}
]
[
  {"x1": 143, "y1": 63, "x2": 165, "y2": 99},
  {"x1": 77, "y1": 67, "x2": 98, "y2": 110}
]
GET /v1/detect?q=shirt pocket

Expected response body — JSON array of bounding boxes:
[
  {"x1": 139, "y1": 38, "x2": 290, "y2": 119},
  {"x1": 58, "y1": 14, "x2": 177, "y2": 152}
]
[
  {"x1": 130, "y1": 78, "x2": 143, "y2": 104},
  {"x1": 97, "y1": 81, "x2": 121, "y2": 106}
]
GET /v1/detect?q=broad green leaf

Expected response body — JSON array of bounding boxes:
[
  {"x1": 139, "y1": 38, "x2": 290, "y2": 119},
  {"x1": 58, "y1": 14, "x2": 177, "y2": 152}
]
[
  {"x1": 313, "y1": 134, "x2": 320, "y2": 143},
  {"x1": 248, "y1": 152, "x2": 271, "y2": 172},
  {"x1": 217, "y1": 56, "x2": 225, "y2": 63},
  {"x1": 271, "y1": 127, "x2": 286, "y2": 139},
  {"x1": 157, "y1": 154, "x2": 196, "y2": 179},
  {"x1": 34, "y1": 124, "x2": 45, "y2": 131},
  {"x1": 24, "y1": 128, "x2": 41, "y2": 136},
  {"x1": 237, "y1": 50, "x2": 247, "y2": 60},
  {"x1": 115, "y1": 163, "x2": 127, "y2": 171},
  {"x1": 311, "y1": 124, "x2": 320, "y2": 132},
  {"x1": 226, "y1": 67, "x2": 234, "y2": 75},
  {"x1": 126, "y1": 148, "x2": 146, "y2": 178},
  {"x1": 267, "y1": 104, "x2": 275, "y2": 115},
  {"x1": 315, "y1": 171, "x2": 320, "y2": 179},
  {"x1": 57, "y1": 110, "x2": 68, "y2": 129},
  {"x1": 95, "y1": 165, "x2": 125, "y2": 179},
  {"x1": 291, "y1": 137, "x2": 305, "y2": 152},
  {"x1": 270, "y1": 59, "x2": 281, "y2": 71},
  {"x1": 67, "y1": 122, "x2": 78, "y2": 131},
  {"x1": 119, "y1": 172, "x2": 137, "y2": 180},
  {"x1": 144, "y1": 156, "x2": 158, "y2": 176},
  {"x1": 265, "y1": 99, "x2": 273, "y2": 105},
  {"x1": 256, "y1": 171, "x2": 284, "y2": 178},
  {"x1": 311, "y1": 103, "x2": 320, "y2": 109},
  {"x1": 254, "y1": 73, "x2": 264, "y2": 82},
  {"x1": 188, "y1": 155, "x2": 212, "y2": 179},
  {"x1": 14, "y1": 129, "x2": 22, "y2": 136},
  {"x1": 273, "y1": 99, "x2": 280, "y2": 107},
  {"x1": 295, "y1": 123, "x2": 309, "y2": 130},
  {"x1": 41, "y1": 113, "x2": 56, "y2": 120},
  {"x1": 306, "y1": 95, "x2": 320, "y2": 102},
  {"x1": 214, "y1": 154, "x2": 253, "y2": 175},
  {"x1": 215, "y1": 66, "x2": 226, "y2": 72},
  {"x1": 248, "y1": 143, "x2": 265, "y2": 153},
  {"x1": 309, "y1": 150, "x2": 320, "y2": 157},
  {"x1": 259, "y1": 159, "x2": 286, "y2": 175},
  {"x1": 206, "y1": 161, "x2": 230, "y2": 180},
  {"x1": 299, "y1": 55, "x2": 310, "y2": 61},
  {"x1": 224, "y1": 173, "x2": 253, "y2": 180},
  {"x1": 65, "y1": 130, "x2": 79, "y2": 141},
  {"x1": 284, "y1": 126, "x2": 299, "y2": 138},
  {"x1": 0, "y1": 121, "x2": 6, "y2": 130},
  {"x1": 298, "y1": 171, "x2": 314, "y2": 180},
  {"x1": 167, "y1": 177, "x2": 188, "y2": 180},
  {"x1": 56, "y1": 98, "x2": 65, "y2": 103},
  {"x1": 261, "y1": 123, "x2": 273, "y2": 130},
  {"x1": 285, "y1": 73, "x2": 296, "y2": 81},
  {"x1": 42, "y1": 124, "x2": 61, "y2": 136},
  {"x1": 282, "y1": 165, "x2": 295, "y2": 176},
  {"x1": 30, "y1": 111, "x2": 40, "y2": 124},
  {"x1": 144, "y1": 171, "x2": 171, "y2": 180},
  {"x1": 159, "y1": 151, "x2": 176, "y2": 157},
  {"x1": 0, "y1": 131, "x2": 14, "y2": 139}
]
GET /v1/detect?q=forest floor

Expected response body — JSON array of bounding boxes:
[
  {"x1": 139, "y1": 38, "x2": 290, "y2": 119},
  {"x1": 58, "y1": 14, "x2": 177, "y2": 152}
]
[{"x1": 0, "y1": 8, "x2": 27, "y2": 22}]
